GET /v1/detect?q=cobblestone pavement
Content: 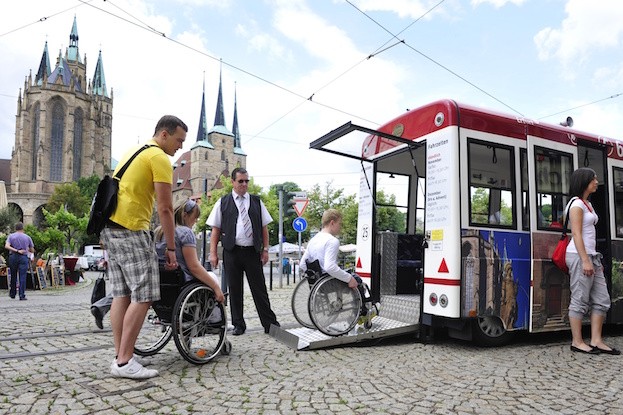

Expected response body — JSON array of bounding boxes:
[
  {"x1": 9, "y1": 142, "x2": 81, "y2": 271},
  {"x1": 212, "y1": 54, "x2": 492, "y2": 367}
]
[{"x1": 1, "y1": 270, "x2": 622, "y2": 415}]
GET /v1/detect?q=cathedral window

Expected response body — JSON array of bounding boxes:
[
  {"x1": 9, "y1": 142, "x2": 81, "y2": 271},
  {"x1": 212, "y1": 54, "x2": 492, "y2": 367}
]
[
  {"x1": 31, "y1": 103, "x2": 40, "y2": 180},
  {"x1": 205, "y1": 151, "x2": 208, "y2": 160},
  {"x1": 221, "y1": 150, "x2": 225, "y2": 161},
  {"x1": 73, "y1": 107, "x2": 83, "y2": 181},
  {"x1": 50, "y1": 101, "x2": 64, "y2": 181}
]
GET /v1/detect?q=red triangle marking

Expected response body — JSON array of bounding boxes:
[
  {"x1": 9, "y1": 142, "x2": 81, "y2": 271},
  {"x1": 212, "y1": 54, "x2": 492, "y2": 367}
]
[
  {"x1": 356, "y1": 257, "x2": 362, "y2": 268},
  {"x1": 438, "y1": 258, "x2": 449, "y2": 273}
]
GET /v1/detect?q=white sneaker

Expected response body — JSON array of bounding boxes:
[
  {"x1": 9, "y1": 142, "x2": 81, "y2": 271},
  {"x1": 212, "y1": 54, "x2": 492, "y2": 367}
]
[
  {"x1": 111, "y1": 357, "x2": 158, "y2": 379},
  {"x1": 111, "y1": 354, "x2": 151, "y2": 370}
]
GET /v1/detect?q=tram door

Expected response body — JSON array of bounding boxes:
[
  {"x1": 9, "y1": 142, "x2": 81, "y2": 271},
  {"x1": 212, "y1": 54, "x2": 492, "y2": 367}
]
[{"x1": 576, "y1": 141, "x2": 611, "y2": 284}]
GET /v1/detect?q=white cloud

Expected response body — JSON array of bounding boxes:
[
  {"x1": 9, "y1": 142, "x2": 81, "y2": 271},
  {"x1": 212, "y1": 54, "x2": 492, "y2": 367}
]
[
  {"x1": 471, "y1": 0, "x2": 526, "y2": 8},
  {"x1": 534, "y1": 0, "x2": 623, "y2": 66}
]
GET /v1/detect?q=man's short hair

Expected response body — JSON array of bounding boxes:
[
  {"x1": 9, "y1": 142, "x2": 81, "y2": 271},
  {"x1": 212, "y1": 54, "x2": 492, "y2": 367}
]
[
  {"x1": 231, "y1": 167, "x2": 248, "y2": 180},
  {"x1": 322, "y1": 209, "x2": 342, "y2": 228},
  {"x1": 153, "y1": 115, "x2": 188, "y2": 136},
  {"x1": 15, "y1": 222, "x2": 24, "y2": 231}
]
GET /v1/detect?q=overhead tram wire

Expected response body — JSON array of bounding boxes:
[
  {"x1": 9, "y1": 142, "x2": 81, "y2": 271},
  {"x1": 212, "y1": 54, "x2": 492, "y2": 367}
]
[
  {"x1": 345, "y1": 0, "x2": 524, "y2": 117},
  {"x1": 77, "y1": 0, "x2": 379, "y2": 126},
  {"x1": 0, "y1": 0, "x2": 94, "y2": 38},
  {"x1": 537, "y1": 93, "x2": 623, "y2": 120},
  {"x1": 248, "y1": 1, "x2": 447, "y2": 143},
  {"x1": 246, "y1": 39, "x2": 404, "y2": 144}
]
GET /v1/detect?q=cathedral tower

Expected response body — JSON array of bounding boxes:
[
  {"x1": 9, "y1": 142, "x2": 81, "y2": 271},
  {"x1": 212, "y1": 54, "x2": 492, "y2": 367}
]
[{"x1": 8, "y1": 16, "x2": 113, "y2": 225}]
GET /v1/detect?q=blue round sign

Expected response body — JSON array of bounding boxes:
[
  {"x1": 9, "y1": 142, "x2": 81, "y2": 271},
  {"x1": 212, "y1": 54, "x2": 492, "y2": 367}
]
[{"x1": 292, "y1": 217, "x2": 307, "y2": 232}]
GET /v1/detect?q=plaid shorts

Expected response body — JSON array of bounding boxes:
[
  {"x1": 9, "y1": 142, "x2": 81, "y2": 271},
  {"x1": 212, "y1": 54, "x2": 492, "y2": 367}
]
[{"x1": 101, "y1": 227, "x2": 160, "y2": 303}]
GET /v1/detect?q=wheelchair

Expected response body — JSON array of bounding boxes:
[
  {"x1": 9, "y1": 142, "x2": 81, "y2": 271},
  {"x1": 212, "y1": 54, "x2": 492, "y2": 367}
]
[
  {"x1": 134, "y1": 267, "x2": 231, "y2": 365},
  {"x1": 291, "y1": 260, "x2": 378, "y2": 336}
]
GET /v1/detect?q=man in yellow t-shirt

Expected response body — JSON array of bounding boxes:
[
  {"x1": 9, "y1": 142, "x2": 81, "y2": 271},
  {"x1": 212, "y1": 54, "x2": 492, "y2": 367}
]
[{"x1": 101, "y1": 115, "x2": 186, "y2": 380}]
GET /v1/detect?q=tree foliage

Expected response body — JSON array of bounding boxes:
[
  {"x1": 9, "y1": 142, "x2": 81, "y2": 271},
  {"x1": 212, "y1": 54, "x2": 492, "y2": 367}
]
[
  {"x1": 47, "y1": 182, "x2": 91, "y2": 218},
  {"x1": 43, "y1": 207, "x2": 88, "y2": 254},
  {"x1": 0, "y1": 205, "x2": 21, "y2": 234}
]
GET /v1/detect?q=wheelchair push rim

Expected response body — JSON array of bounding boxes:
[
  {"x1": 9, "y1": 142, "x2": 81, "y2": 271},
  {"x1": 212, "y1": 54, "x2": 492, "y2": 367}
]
[
  {"x1": 172, "y1": 282, "x2": 228, "y2": 365},
  {"x1": 308, "y1": 276, "x2": 362, "y2": 337},
  {"x1": 291, "y1": 277, "x2": 315, "y2": 329}
]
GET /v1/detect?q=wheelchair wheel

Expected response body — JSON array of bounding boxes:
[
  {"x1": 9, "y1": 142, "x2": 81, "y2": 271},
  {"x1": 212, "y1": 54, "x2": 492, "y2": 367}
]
[
  {"x1": 291, "y1": 277, "x2": 315, "y2": 329},
  {"x1": 308, "y1": 276, "x2": 362, "y2": 336},
  {"x1": 134, "y1": 307, "x2": 173, "y2": 356},
  {"x1": 172, "y1": 282, "x2": 227, "y2": 365}
]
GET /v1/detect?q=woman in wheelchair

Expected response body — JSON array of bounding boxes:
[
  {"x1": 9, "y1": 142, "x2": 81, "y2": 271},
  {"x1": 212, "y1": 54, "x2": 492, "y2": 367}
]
[
  {"x1": 154, "y1": 199, "x2": 225, "y2": 304},
  {"x1": 299, "y1": 209, "x2": 365, "y2": 299}
]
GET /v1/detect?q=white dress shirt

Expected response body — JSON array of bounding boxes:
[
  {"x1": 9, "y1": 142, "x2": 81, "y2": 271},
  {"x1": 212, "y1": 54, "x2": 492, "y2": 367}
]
[{"x1": 300, "y1": 231, "x2": 351, "y2": 283}]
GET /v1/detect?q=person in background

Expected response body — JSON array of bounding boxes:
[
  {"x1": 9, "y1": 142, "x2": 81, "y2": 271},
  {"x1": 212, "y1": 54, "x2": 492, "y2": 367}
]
[
  {"x1": 566, "y1": 167, "x2": 620, "y2": 355},
  {"x1": 101, "y1": 115, "x2": 186, "y2": 379},
  {"x1": 5, "y1": 222, "x2": 35, "y2": 300},
  {"x1": 207, "y1": 167, "x2": 279, "y2": 336}
]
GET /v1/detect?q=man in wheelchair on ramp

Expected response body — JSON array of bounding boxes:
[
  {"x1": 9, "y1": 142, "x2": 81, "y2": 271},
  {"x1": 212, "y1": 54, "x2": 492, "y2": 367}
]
[{"x1": 299, "y1": 209, "x2": 369, "y2": 317}]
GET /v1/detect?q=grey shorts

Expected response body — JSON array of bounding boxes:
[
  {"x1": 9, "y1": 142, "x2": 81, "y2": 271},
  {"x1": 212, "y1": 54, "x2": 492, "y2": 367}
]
[
  {"x1": 101, "y1": 227, "x2": 160, "y2": 303},
  {"x1": 566, "y1": 252, "x2": 610, "y2": 319}
]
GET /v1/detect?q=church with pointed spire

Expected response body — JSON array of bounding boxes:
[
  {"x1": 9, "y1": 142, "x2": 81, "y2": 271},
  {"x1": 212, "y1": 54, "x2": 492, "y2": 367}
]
[
  {"x1": 8, "y1": 16, "x2": 113, "y2": 225},
  {"x1": 171, "y1": 67, "x2": 246, "y2": 202}
]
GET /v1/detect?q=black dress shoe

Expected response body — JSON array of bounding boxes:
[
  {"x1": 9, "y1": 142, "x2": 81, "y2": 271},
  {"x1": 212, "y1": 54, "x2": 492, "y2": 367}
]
[
  {"x1": 91, "y1": 306, "x2": 104, "y2": 330},
  {"x1": 232, "y1": 327, "x2": 245, "y2": 336},
  {"x1": 570, "y1": 345, "x2": 599, "y2": 354}
]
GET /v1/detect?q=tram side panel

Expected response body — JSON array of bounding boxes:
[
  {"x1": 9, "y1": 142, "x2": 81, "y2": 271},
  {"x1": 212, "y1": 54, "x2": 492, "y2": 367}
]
[{"x1": 423, "y1": 127, "x2": 462, "y2": 319}]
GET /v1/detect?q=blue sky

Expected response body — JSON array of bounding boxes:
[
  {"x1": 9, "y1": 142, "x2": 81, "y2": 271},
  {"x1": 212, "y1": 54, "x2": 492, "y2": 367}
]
[{"x1": 1, "y1": 0, "x2": 622, "y2": 197}]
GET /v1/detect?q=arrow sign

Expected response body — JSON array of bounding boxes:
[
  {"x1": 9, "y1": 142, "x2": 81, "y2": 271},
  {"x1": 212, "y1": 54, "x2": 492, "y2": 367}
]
[
  {"x1": 293, "y1": 198, "x2": 309, "y2": 217},
  {"x1": 293, "y1": 217, "x2": 307, "y2": 232}
]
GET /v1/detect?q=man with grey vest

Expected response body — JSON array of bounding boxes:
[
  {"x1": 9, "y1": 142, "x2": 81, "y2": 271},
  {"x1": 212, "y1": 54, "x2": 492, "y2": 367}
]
[{"x1": 207, "y1": 167, "x2": 279, "y2": 335}]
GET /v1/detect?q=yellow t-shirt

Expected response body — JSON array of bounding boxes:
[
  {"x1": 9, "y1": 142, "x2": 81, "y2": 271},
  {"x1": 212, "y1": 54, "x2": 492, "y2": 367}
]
[{"x1": 109, "y1": 140, "x2": 172, "y2": 231}]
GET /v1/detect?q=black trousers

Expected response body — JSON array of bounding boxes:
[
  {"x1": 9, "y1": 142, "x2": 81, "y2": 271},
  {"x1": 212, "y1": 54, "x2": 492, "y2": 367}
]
[{"x1": 223, "y1": 246, "x2": 277, "y2": 331}]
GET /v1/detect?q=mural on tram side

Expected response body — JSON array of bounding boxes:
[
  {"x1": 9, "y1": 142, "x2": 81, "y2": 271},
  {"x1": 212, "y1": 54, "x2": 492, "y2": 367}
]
[
  {"x1": 461, "y1": 229, "x2": 531, "y2": 330},
  {"x1": 609, "y1": 240, "x2": 623, "y2": 324}
]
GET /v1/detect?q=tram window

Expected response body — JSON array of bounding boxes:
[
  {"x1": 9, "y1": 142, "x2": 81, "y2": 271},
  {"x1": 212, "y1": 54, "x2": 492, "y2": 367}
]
[
  {"x1": 376, "y1": 172, "x2": 409, "y2": 233},
  {"x1": 614, "y1": 167, "x2": 623, "y2": 237},
  {"x1": 468, "y1": 140, "x2": 515, "y2": 228},
  {"x1": 535, "y1": 147, "x2": 573, "y2": 230}
]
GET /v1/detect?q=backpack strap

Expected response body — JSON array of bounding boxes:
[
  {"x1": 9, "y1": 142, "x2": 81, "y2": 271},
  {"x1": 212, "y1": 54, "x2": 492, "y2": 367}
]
[{"x1": 113, "y1": 144, "x2": 157, "y2": 181}]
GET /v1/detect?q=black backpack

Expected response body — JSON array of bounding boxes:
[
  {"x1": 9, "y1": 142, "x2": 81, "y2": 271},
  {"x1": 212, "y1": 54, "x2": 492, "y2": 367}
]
[{"x1": 86, "y1": 144, "x2": 155, "y2": 236}]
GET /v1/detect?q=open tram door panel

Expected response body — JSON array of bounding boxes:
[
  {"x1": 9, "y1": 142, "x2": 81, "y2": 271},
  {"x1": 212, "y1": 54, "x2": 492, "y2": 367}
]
[{"x1": 309, "y1": 122, "x2": 428, "y2": 303}]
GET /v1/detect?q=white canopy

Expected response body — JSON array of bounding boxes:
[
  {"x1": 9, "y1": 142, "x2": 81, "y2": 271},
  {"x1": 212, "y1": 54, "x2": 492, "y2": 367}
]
[
  {"x1": 339, "y1": 244, "x2": 357, "y2": 253},
  {"x1": 268, "y1": 242, "x2": 304, "y2": 254}
]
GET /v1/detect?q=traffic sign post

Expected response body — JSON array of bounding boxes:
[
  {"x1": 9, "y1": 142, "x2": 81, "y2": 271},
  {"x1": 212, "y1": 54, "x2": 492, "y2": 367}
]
[{"x1": 292, "y1": 192, "x2": 308, "y2": 217}]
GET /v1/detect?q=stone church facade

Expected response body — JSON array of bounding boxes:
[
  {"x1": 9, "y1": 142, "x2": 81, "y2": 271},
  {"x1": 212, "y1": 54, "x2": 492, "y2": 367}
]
[
  {"x1": 7, "y1": 17, "x2": 112, "y2": 225},
  {"x1": 6, "y1": 17, "x2": 246, "y2": 225}
]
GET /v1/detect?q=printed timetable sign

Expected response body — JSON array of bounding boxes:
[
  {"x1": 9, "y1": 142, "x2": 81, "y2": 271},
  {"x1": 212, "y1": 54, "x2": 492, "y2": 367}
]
[{"x1": 423, "y1": 127, "x2": 461, "y2": 319}]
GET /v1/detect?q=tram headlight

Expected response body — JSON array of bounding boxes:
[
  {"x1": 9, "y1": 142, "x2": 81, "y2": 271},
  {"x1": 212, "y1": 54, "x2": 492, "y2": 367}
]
[
  {"x1": 439, "y1": 294, "x2": 448, "y2": 308},
  {"x1": 434, "y1": 112, "x2": 444, "y2": 127},
  {"x1": 429, "y1": 293, "x2": 438, "y2": 306}
]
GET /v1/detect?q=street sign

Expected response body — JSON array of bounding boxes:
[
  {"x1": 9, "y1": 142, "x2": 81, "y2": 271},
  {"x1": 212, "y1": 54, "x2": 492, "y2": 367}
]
[
  {"x1": 293, "y1": 198, "x2": 309, "y2": 217},
  {"x1": 292, "y1": 217, "x2": 307, "y2": 233}
]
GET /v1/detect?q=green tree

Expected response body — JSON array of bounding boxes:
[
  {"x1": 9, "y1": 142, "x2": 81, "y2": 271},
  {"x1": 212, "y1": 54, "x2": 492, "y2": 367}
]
[
  {"x1": 0, "y1": 205, "x2": 21, "y2": 234},
  {"x1": 23, "y1": 224, "x2": 64, "y2": 258},
  {"x1": 47, "y1": 182, "x2": 91, "y2": 217},
  {"x1": 306, "y1": 181, "x2": 358, "y2": 243},
  {"x1": 376, "y1": 190, "x2": 406, "y2": 233},
  {"x1": 77, "y1": 174, "x2": 102, "y2": 201},
  {"x1": 43, "y1": 207, "x2": 88, "y2": 254}
]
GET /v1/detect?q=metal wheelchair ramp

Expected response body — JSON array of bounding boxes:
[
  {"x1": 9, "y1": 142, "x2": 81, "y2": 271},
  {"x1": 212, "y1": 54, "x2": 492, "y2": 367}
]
[{"x1": 271, "y1": 294, "x2": 420, "y2": 350}]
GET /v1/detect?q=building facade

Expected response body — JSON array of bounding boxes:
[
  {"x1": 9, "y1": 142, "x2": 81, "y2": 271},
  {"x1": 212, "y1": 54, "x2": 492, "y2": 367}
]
[{"x1": 7, "y1": 17, "x2": 112, "y2": 225}]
